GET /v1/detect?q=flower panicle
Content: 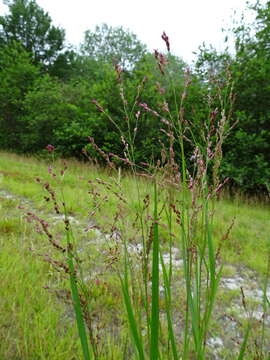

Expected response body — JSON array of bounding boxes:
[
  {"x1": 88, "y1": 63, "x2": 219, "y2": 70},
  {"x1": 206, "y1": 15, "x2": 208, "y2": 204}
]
[{"x1": 161, "y1": 31, "x2": 170, "y2": 52}]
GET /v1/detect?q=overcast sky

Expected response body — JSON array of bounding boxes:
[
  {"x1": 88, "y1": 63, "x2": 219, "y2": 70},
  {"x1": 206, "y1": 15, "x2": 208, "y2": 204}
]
[{"x1": 0, "y1": 0, "x2": 258, "y2": 63}]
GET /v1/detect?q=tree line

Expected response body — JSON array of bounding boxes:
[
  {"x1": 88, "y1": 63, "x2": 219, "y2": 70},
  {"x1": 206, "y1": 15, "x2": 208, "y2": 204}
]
[{"x1": 0, "y1": 0, "x2": 269, "y2": 192}]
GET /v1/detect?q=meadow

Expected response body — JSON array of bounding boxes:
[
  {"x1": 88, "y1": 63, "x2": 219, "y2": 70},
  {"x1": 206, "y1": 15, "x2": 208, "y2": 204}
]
[
  {"x1": 0, "y1": 152, "x2": 269, "y2": 359},
  {"x1": 1, "y1": 0, "x2": 270, "y2": 358}
]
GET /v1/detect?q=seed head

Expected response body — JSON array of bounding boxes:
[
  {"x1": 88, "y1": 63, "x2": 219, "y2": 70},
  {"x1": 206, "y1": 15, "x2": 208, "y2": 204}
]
[
  {"x1": 114, "y1": 63, "x2": 122, "y2": 82},
  {"x1": 139, "y1": 103, "x2": 160, "y2": 117},
  {"x1": 161, "y1": 31, "x2": 170, "y2": 52},
  {"x1": 156, "y1": 82, "x2": 165, "y2": 95},
  {"x1": 153, "y1": 50, "x2": 168, "y2": 75},
  {"x1": 92, "y1": 99, "x2": 105, "y2": 113},
  {"x1": 46, "y1": 144, "x2": 55, "y2": 153},
  {"x1": 135, "y1": 110, "x2": 141, "y2": 120}
]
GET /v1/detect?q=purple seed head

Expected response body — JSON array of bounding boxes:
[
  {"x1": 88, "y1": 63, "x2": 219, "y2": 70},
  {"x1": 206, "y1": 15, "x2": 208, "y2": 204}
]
[
  {"x1": 161, "y1": 31, "x2": 170, "y2": 52},
  {"x1": 139, "y1": 103, "x2": 150, "y2": 111},
  {"x1": 46, "y1": 144, "x2": 55, "y2": 153}
]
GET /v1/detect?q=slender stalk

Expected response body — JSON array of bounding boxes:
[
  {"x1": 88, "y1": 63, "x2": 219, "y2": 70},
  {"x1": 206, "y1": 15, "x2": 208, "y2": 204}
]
[
  {"x1": 64, "y1": 223, "x2": 91, "y2": 360},
  {"x1": 119, "y1": 249, "x2": 145, "y2": 360},
  {"x1": 160, "y1": 253, "x2": 179, "y2": 360},
  {"x1": 237, "y1": 325, "x2": 251, "y2": 360},
  {"x1": 150, "y1": 181, "x2": 160, "y2": 360},
  {"x1": 260, "y1": 238, "x2": 270, "y2": 356},
  {"x1": 58, "y1": 187, "x2": 92, "y2": 360}
]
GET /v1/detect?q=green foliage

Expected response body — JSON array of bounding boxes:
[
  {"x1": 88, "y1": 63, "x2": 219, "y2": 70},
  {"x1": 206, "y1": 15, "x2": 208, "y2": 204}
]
[
  {"x1": 0, "y1": 41, "x2": 39, "y2": 149},
  {"x1": 0, "y1": 0, "x2": 65, "y2": 70},
  {"x1": 20, "y1": 63, "x2": 124, "y2": 157},
  {"x1": 195, "y1": 0, "x2": 270, "y2": 192},
  {"x1": 222, "y1": 112, "x2": 270, "y2": 191},
  {"x1": 81, "y1": 23, "x2": 147, "y2": 69},
  {"x1": 48, "y1": 49, "x2": 81, "y2": 81},
  {"x1": 21, "y1": 76, "x2": 95, "y2": 155},
  {"x1": 20, "y1": 75, "x2": 71, "y2": 152}
]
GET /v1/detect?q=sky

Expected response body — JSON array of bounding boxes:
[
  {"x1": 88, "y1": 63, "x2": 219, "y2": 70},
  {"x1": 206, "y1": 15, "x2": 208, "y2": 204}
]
[{"x1": 0, "y1": 0, "x2": 257, "y2": 64}]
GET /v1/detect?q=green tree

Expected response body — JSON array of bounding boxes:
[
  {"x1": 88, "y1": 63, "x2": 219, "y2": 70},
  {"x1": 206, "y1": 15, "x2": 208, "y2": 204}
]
[
  {"x1": 48, "y1": 48, "x2": 82, "y2": 81},
  {"x1": 20, "y1": 64, "x2": 123, "y2": 156},
  {"x1": 20, "y1": 76, "x2": 93, "y2": 154},
  {"x1": 231, "y1": 1, "x2": 270, "y2": 119},
  {"x1": 0, "y1": 0, "x2": 65, "y2": 68},
  {"x1": 195, "y1": 0, "x2": 270, "y2": 192},
  {"x1": 81, "y1": 23, "x2": 147, "y2": 69},
  {"x1": 0, "y1": 41, "x2": 39, "y2": 150}
]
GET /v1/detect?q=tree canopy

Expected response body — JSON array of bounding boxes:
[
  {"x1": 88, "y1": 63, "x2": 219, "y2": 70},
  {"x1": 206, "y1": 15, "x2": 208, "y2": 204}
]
[
  {"x1": 81, "y1": 23, "x2": 147, "y2": 69},
  {"x1": 0, "y1": 0, "x2": 65, "y2": 67}
]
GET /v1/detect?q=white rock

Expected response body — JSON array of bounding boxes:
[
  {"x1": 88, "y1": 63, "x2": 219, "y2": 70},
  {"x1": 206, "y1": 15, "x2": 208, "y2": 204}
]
[
  {"x1": 221, "y1": 277, "x2": 244, "y2": 290},
  {"x1": 207, "y1": 336, "x2": 224, "y2": 347},
  {"x1": 52, "y1": 214, "x2": 80, "y2": 225}
]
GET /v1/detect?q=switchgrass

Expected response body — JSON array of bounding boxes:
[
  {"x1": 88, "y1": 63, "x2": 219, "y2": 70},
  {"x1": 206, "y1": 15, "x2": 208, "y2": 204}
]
[
  {"x1": 84, "y1": 37, "x2": 269, "y2": 358},
  {"x1": 0, "y1": 36, "x2": 269, "y2": 359}
]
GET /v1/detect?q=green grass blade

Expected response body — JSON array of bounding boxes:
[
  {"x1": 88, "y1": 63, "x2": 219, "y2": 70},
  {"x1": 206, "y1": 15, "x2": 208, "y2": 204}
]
[
  {"x1": 150, "y1": 181, "x2": 159, "y2": 359},
  {"x1": 237, "y1": 324, "x2": 251, "y2": 360},
  {"x1": 119, "y1": 273, "x2": 145, "y2": 360},
  {"x1": 188, "y1": 290, "x2": 200, "y2": 350},
  {"x1": 205, "y1": 202, "x2": 216, "y2": 284},
  {"x1": 160, "y1": 253, "x2": 179, "y2": 360},
  {"x1": 66, "y1": 238, "x2": 91, "y2": 360},
  {"x1": 260, "y1": 238, "x2": 270, "y2": 355},
  {"x1": 62, "y1": 193, "x2": 91, "y2": 360}
]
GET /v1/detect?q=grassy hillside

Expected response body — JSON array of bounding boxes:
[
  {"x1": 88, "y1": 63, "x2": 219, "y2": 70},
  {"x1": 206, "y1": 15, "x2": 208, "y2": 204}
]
[{"x1": 0, "y1": 152, "x2": 269, "y2": 359}]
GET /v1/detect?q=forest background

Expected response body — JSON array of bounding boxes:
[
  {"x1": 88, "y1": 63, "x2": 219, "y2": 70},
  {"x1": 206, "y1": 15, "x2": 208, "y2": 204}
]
[{"x1": 1, "y1": 0, "x2": 270, "y2": 193}]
